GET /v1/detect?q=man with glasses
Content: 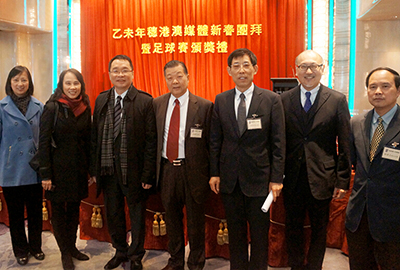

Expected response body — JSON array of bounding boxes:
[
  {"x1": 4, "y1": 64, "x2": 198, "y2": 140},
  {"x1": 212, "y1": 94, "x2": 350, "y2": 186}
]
[
  {"x1": 90, "y1": 55, "x2": 157, "y2": 270},
  {"x1": 281, "y1": 50, "x2": 351, "y2": 270},
  {"x1": 209, "y1": 48, "x2": 285, "y2": 269}
]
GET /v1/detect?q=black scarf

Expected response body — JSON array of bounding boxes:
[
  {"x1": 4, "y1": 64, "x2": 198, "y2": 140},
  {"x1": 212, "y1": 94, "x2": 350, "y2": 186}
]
[{"x1": 10, "y1": 92, "x2": 31, "y2": 116}]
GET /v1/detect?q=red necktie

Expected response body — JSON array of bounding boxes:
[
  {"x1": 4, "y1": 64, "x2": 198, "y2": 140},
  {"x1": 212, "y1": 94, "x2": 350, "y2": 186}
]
[{"x1": 167, "y1": 99, "x2": 180, "y2": 162}]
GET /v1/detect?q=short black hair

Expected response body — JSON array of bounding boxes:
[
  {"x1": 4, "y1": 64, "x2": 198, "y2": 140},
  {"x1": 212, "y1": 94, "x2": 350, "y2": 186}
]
[
  {"x1": 227, "y1": 48, "x2": 257, "y2": 67},
  {"x1": 108, "y1": 55, "x2": 133, "y2": 71},
  {"x1": 365, "y1": 67, "x2": 400, "y2": 89},
  {"x1": 49, "y1": 68, "x2": 90, "y2": 106},
  {"x1": 163, "y1": 60, "x2": 188, "y2": 76},
  {"x1": 5, "y1": 66, "x2": 34, "y2": 96}
]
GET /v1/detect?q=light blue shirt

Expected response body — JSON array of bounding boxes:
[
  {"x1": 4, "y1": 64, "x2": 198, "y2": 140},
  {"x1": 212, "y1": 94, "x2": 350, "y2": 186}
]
[
  {"x1": 300, "y1": 84, "x2": 320, "y2": 107},
  {"x1": 370, "y1": 104, "x2": 398, "y2": 142},
  {"x1": 234, "y1": 83, "x2": 254, "y2": 119}
]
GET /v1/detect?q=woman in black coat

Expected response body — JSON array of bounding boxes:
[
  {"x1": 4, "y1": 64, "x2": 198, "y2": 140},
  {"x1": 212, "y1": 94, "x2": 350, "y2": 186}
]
[{"x1": 38, "y1": 69, "x2": 91, "y2": 270}]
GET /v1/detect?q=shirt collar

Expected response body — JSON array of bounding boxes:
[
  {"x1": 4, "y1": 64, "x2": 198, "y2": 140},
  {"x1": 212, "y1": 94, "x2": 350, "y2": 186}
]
[
  {"x1": 373, "y1": 104, "x2": 398, "y2": 124},
  {"x1": 114, "y1": 88, "x2": 128, "y2": 100},
  {"x1": 300, "y1": 84, "x2": 320, "y2": 96},
  {"x1": 169, "y1": 89, "x2": 189, "y2": 106},
  {"x1": 235, "y1": 83, "x2": 254, "y2": 99}
]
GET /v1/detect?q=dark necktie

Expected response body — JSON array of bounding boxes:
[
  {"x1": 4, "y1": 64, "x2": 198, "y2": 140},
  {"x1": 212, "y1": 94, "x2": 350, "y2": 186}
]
[
  {"x1": 167, "y1": 99, "x2": 180, "y2": 162},
  {"x1": 238, "y1": 93, "x2": 246, "y2": 136},
  {"x1": 369, "y1": 117, "x2": 385, "y2": 162},
  {"x1": 114, "y1": 96, "x2": 122, "y2": 139},
  {"x1": 304, "y1": 91, "x2": 312, "y2": 112}
]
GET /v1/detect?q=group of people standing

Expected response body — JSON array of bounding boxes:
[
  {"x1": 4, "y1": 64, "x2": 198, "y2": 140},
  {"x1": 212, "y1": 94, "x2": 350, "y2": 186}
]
[{"x1": 0, "y1": 48, "x2": 399, "y2": 270}]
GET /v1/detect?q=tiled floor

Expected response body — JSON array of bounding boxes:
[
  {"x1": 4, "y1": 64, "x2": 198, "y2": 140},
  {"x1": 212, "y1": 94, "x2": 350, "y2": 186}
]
[{"x1": 0, "y1": 224, "x2": 349, "y2": 269}]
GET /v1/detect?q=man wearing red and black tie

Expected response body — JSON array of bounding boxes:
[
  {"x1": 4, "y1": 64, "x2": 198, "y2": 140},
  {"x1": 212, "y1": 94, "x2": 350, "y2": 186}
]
[{"x1": 153, "y1": 60, "x2": 213, "y2": 270}]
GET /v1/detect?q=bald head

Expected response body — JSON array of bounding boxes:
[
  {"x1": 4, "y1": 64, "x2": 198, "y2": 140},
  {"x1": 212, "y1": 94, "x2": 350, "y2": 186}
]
[{"x1": 295, "y1": 50, "x2": 323, "y2": 66}]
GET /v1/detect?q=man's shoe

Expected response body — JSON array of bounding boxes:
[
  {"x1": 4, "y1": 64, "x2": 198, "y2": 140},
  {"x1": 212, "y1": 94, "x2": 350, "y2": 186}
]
[
  {"x1": 71, "y1": 248, "x2": 89, "y2": 261},
  {"x1": 131, "y1": 260, "x2": 143, "y2": 270},
  {"x1": 62, "y1": 253, "x2": 75, "y2": 270},
  {"x1": 16, "y1": 255, "x2": 29, "y2": 265},
  {"x1": 32, "y1": 251, "x2": 45, "y2": 260},
  {"x1": 104, "y1": 252, "x2": 128, "y2": 270}
]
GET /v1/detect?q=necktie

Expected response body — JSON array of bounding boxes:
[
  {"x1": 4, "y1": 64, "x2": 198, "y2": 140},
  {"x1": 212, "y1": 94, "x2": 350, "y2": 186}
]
[
  {"x1": 238, "y1": 93, "x2": 246, "y2": 136},
  {"x1": 114, "y1": 96, "x2": 122, "y2": 139},
  {"x1": 304, "y1": 91, "x2": 312, "y2": 112},
  {"x1": 369, "y1": 117, "x2": 385, "y2": 162},
  {"x1": 167, "y1": 99, "x2": 180, "y2": 163}
]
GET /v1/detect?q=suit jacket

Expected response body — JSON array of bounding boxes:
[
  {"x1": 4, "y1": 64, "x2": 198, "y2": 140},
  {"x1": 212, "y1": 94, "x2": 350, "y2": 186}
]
[
  {"x1": 346, "y1": 106, "x2": 400, "y2": 242},
  {"x1": 153, "y1": 92, "x2": 213, "y2": 204},
  {"x1": 281, "y1": 85, "x2": 351, "y2": 200},
  {"x1": 90, "y1": 85, "x2": 157, "y2": 199},
  {"x1": 210, "y1": 85, "x2": 285, "y2": 197}
]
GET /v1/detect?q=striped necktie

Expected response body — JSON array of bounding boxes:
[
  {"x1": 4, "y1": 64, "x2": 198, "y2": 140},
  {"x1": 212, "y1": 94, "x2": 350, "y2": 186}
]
[
  {"x1": 114, "y1": 96, "x2": 122, "y2": 139},
  {"x1": 238, "y1": 93, "x2": 246, "y2": 136},
  {"x1": 369, "y1": 117, "x2": 385, "y2": 162}
]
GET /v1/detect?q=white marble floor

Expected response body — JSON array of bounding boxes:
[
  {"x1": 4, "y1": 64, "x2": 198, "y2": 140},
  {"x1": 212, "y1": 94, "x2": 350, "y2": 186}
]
[{"x1": 0, "y1": 224, "x2": 349, "y2": 270}]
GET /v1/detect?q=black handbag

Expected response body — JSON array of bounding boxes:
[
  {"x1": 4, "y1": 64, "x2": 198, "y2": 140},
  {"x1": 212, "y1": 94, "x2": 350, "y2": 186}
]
[{"x1": 29, "y1": 102, "x2": 59, "y2": 172}]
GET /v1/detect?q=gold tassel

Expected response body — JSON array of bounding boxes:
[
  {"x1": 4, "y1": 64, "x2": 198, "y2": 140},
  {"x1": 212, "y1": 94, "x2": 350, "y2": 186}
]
[
  {"x1": 153, "y1": 213, "x2": 160, "y2": 236},
  {"x1": 217, "y1": 222, "x2": 224, "y2": 245},
  {"x1": 0, "y1": 198, "x2": 2, "y2": 211},
  {"x1": 159, "y1": 214, "x2": 167, "y2": 236},
  {"x1": 91, "y1": 207, "x2": 97, "y2": 228},
  {"x1": 42, "y1": 201, "x2": 48, "y2": 221},
  {"x1": 223, "y1": 221, "x2": 229, "y2": 244},
  {"x1": 96, "y1": 207, "x2": 103, "y2": 228}
]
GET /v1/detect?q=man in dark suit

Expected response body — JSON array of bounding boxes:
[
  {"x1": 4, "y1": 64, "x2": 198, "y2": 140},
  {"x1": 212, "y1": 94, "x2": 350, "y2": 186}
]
[
  {"x1": 154, "y1": 60, "x2": 213, "y2": 270},
  {"x1": 346, "y1": 67, "x2": 400, "y2": 270},
  {"x1": 281, "y1": 50, "x2": 351, "y2": 270},
  {"x1": 90, "y1": 55, "x2": 157, "y2": 270},
  {"x1": 209, "y1": 48, "x2": 285, "y2": 270}
]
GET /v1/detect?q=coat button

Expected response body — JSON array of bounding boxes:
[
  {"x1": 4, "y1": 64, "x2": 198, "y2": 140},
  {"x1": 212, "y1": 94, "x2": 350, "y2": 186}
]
[
  {"x1": 29, "y1": 120, "x2": 33, "y2": 125},
  {"x1": 28, "y1": 136, "x2": 32, "y2": 139},
  {"x1": 14, "y1": 122, "x2": 18, "y2": 126},
  {"x1": 18, "y1": 137, "x2": 21, "y2": 141},
  {"x1": 19, "y1": 151, "x2": 23, "y2": 156},
  {"x1": 304, "y1": 137, "x2": 308, "y2": 141}
]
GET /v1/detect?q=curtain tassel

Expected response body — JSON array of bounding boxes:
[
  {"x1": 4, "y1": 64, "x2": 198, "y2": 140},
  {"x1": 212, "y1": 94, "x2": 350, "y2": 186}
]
[
  {"x1": 91, "y1": 207, "x2": 97, "y2": 228},
  {"x1": 159, "y1": 214, "x2": 167, "y2": 236},
  {"x1": 96, "y1": 207, "x2": 103, "y2": 228},
  {"x1": 0, "y1": 198, "x2": 2, "y2": 211},
  {"x1": 217, "y1": 221, "x2": 224, "y2": 245},
  {"x1": 153, "y1": 213, "x2": 160, "y2": 236},
  {"x1": 223, "y1": 221, "x2": 229, "y2": 244},
  {"x1": 42, "y1": 201, "x2": 48, "y2": 221}
]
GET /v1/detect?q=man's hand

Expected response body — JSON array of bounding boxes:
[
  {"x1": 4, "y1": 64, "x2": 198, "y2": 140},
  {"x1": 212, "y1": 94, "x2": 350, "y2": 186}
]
[
  {"x1": 209, "y1": 176, "x2": 220, "y2": 194},
  {"x1": 42, "y1": 180, "x2": 52, "y2": 191},
  {"x1": 142, "y1": 183, "x2": 152, "y2": 189},
  {"x1": 269, "y1": 182, "x2": 283, "y2": 202},
  {"x1": 332, "y1": 187, "x2": 347, "y2": 199},
  {"x1": 88, "y1": 176, "x2": 96, "y2": 186}
]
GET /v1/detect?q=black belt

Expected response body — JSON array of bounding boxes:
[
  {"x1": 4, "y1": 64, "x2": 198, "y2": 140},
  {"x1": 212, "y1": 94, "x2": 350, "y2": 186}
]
[{"x1": 162, "y1": 158, "x2": 185, "y2": 166}]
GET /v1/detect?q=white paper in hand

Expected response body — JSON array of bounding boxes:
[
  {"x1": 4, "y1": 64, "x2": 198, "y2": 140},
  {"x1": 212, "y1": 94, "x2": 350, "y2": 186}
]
[{"x1": 261, "y1": 190, "x2": 274, "y2": 213}]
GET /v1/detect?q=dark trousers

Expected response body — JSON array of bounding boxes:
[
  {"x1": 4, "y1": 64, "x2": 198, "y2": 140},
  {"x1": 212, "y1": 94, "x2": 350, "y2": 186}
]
[
  {"x1": 160, "y1": 159, "x2": 205, "y2": 270},
  {"x1": 51, "y1": 201, "x2": 80, "y2": 254},
  {"x1": 102, "y1": 174, "x2": 146, "y2": 262},
  {"x1": 2, "y1": 184, "x2": 43, "y2": 257},
  {"x1": 284, "y1": 164, "x2": 331, "y2": 270},
  {"x1": 346, "y1": 209, "x2": 400, "y2": 270},
  {"x1": 221, "y1": 183, "x2": 270, "y2": 270}
]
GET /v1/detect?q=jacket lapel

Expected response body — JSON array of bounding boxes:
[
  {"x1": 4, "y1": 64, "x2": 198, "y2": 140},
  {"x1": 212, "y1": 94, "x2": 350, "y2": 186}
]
[
  {"x1": 185, "y1": 92, "x2": 199, "y2": 138},
  {"x1": 2, "y1": 96, "x2": 28, "y2": 121},
  {"x1": 25, "y1": 99, "x2": 41, "y2": 121},
  {"x1": 361, "y1": 110, "x2": 373, "y2": 171},
  {"x1": 308, "y1": 85, "x2": 330, "y2": 128},
  {"x1": 289, "y1": 86, "x2": 304, "y2": 134},
  {"x1": 225, "y1": 89, "x2": 240, "y2": 137},
  {"x1": 247, "y1": 86, "x2": 262, "y2": 120},
  {"x1": 157, "y1": 93, "x2": 170, "y2": 146},
  {"x1": 374, "y1": 106, "x2": 400, "y2": 159}
]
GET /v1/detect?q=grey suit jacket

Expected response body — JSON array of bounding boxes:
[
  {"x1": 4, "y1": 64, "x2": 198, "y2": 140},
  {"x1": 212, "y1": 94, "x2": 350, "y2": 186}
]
[
  {"x1": 153, "y1": 91, "x2": 213, "y2": 204},
  {"x1": 346, "y1": 106, "x2": 400, "y2": 242},
  {"x1": 281, "y1": 85, "x2": 351, "y2": 200}
]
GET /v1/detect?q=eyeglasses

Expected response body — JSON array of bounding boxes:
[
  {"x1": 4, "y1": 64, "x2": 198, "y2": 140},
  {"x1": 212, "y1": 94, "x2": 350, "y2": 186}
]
[
  {"x1": 110, "y1": 69, "x2": 132, "y2": 75},
  {"x1": 296, "y1": 64, "x2": 323, "y2": 72},
  {"x1": 231, "y1": 62, "x2": 253, "y2": 71}
]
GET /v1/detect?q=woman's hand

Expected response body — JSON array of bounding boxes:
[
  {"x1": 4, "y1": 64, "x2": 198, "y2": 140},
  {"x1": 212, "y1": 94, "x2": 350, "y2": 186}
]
[{"x1": 42, "y1": 180, "x2": 52, "y2": 191}]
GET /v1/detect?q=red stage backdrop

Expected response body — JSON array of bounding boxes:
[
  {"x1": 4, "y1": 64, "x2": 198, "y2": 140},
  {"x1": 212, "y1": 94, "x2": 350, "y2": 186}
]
[{"x1": 81, "y1": 0, "x2": 305, "y2": 106}]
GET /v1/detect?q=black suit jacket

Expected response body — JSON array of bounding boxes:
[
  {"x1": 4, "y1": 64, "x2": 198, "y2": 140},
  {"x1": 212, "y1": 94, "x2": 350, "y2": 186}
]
[
  {"x1": 346, "y1": 106, "x2": 400, "y2": 242},
  {"x1": 153, "y1": 92, "x2": 213, "y2": 204},
  {"x1": 90, "y1": 85, "x2": 157, "y2": 199},
  {"x1": 210, "y1": 85, "x2": 285, "y2": 197},
  {"x1": 281, "y1": 85, "x2": 351, "y2": 200}
]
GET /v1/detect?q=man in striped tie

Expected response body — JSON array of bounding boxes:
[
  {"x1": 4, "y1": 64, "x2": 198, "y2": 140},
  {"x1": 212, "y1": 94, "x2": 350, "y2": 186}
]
[
  {"x1": 90, "y1": 55, "x2": 157, "y2": 270},
  {"x1": 346, "y1": 67, "x2": 400, "y2": 270}
]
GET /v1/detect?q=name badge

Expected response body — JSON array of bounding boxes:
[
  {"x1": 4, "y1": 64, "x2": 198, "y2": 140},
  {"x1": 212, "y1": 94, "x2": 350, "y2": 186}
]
[
  {"x1": 382, "y1": 146, "x2": 400, "y2": 161},
  {"x1": 190, "y1": 128, "x2": 202, "y2": 138},
  {"x1": 247, "y1": 118, "x2": 262, "y2": 130}
]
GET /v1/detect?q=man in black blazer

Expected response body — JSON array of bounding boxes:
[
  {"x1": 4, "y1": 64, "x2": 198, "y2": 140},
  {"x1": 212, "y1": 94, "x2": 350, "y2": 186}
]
[
  {"x1": 209, "y1": 48, "x2": 285, "y2": 270},
  {"x1": 153, "y1": 60, "x2": 213, "y2": 270},
  {"x1": 90, "y1": 55, "x2": 157, "y2": 270},
  {"x1": 281, "y1": 50, "x2": 351, "y2": 270},
  {"x1": 346, "y1": 67, "x2": 400, "y2": 270}
]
